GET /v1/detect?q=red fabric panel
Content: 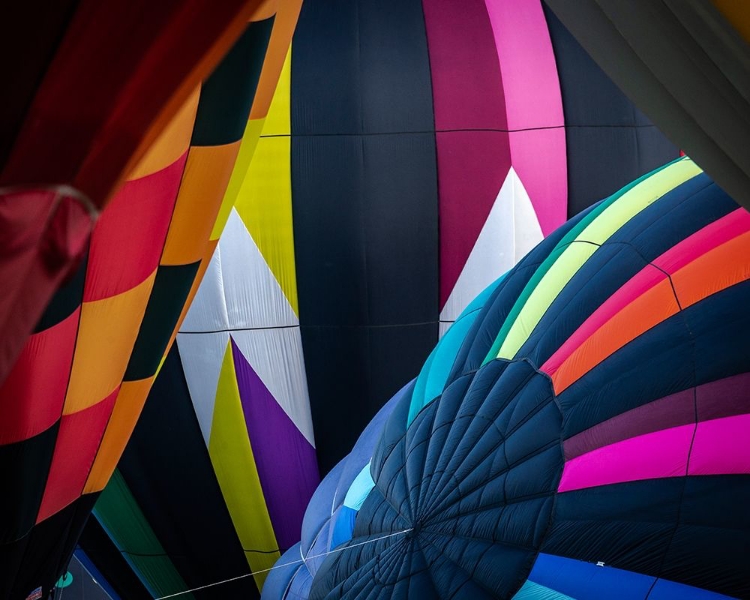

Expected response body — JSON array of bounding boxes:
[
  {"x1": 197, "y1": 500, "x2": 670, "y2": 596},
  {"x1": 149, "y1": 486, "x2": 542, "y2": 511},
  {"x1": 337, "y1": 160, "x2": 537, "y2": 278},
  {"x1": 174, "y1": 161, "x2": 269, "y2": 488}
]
[
  {"x1": 436, "y1": 131, "x2": 511, "y2": 307},
  {"x1": 421, "y1": 0, "x2": 507, "y2": 131},
  {"x1": 83, "y1": 153, "x2": 187, "y2": 302},
  {"x1": 0, "y1": 189, "x2": 91, "y2": 389},
  {"x1": 36, "y1": 389, "x2": 118, "y2": 523},
  {"x1": 0, "y1": 0, "x2": 257, "y2": 204},
  {"x1": 0, "y1": 307, "x2": 80, "y2": 445}
]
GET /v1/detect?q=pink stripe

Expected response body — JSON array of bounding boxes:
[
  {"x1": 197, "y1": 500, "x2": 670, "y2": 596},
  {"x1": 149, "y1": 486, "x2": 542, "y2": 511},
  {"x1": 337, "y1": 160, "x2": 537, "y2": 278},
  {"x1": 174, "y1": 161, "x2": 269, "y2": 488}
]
[
  {"x1": 558, "y1": 425, "x2": 693, "y2": 492},
  {"x1": 484, "y1": 0, "x2": 567, "y2": 235},
  {"x1": 653, "y1": 207, "x2": 750, "y2": 273},
  {"x1": 542, "y1": 208, "x2": 750, "y2": 377},
  {"x1": 422, "y1": 0, "x2": 512, "y2": 308},
  {"x1": 689, "y1": 414, "x2": 750, "y2": 476}
]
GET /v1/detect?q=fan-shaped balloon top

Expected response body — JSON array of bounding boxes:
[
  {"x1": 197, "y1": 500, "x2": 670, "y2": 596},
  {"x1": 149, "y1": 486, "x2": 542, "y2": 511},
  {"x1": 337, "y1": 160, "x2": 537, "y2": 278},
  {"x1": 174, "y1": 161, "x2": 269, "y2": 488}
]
[{"x1": 296, "y1": 157, "x2": 750, "y2": 600}]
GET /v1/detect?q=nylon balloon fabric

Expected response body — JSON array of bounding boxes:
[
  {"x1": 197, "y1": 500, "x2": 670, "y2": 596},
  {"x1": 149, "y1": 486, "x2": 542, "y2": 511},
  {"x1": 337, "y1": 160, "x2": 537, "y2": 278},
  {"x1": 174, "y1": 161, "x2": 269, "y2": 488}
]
[
  {"x1": 0, "y1": 10, "x2": 293, "y2": 598},
  {"x1": 295, "y1": 157, "x2": 750, "y2": 600},
  {"x1": 285, "y1": 0, "x2": 679, "y2": 476}
]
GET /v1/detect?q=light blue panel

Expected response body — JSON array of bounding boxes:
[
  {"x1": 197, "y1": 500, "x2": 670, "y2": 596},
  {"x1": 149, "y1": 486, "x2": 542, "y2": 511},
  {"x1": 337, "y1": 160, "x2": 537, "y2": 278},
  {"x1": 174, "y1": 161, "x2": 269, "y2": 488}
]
[
  {"x1": 343, "y1": 464, "x2": 375, "y2": 510},
  {"x1": 513, "y1": 580, "x2": 576, "y2": 600},
  {"x1": 408, "y1": 274, "x2": 507, "y2": 425}
]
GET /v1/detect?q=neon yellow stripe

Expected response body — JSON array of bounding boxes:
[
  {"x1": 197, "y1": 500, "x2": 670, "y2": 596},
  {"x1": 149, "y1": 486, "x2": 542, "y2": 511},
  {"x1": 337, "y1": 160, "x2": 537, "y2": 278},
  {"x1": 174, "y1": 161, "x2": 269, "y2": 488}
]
[
  {"x1": 210, "y1": 46, "x2": 292, "y2": 241},
  {"x1": 234, "y1": 47, "x2": 299, "y2": 314},
  {"x1": 210, "y1": 118, "x2": 266, "y2": 241},
  {"x1": 209, "y1": 341, "x2": 279, "y2": 589},
  {"x1": 263, "y1": 47, "x2": 291, "y2": 136},
  {"x1": 497, "y1": 158, "x2": 702, "y2": 359}
]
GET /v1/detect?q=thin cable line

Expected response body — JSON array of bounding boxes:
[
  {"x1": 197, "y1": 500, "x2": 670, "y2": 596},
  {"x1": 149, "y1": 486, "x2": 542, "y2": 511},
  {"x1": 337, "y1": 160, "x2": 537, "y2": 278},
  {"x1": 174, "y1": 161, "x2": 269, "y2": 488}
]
[{"x1": 153, "y1": 528, "x2": 413, "y2": 599}]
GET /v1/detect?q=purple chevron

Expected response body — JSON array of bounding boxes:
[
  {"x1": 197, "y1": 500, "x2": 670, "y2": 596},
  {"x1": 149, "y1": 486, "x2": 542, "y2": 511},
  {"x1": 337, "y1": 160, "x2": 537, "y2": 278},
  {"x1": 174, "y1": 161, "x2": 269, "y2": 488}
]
[{"x1": 231, "y1": 337, "x2": 320, "y2": 550}]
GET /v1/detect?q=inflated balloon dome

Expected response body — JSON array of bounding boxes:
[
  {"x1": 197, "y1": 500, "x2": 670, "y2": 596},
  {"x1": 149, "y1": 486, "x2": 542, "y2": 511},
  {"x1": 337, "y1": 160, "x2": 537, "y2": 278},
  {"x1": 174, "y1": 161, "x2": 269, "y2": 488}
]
[{"x1": 268, "y1": 157, "x2": 750, "y2": 600}]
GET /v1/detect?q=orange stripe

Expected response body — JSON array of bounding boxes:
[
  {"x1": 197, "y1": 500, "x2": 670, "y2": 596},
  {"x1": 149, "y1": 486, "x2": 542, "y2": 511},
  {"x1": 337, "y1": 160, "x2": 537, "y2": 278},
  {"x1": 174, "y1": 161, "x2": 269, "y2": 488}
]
[
  {"x1": 673, "y1": 231, "x2": 750, "y2": 308},
  {"x1": 109, "y1": 0, "x2": 263, "y2": 204},
  {"x1": 64, "y1": 271, "x2": 156, "y2": 414},
  {"x1": 84, "y1": 377, "x2": 156, "y2": 493},
  {"x1": 249, "y1": 0, "x2": 303, "y2": 120},
  {"x1": 552, "y1": 232, "x2": 750, "y2": 394},
  {"x1": 161, "y1": 141, "x2": 241, "y2": 265},
  {"x1": 127, "y1": 88, "x2": 199, "y2": 180},
  {"x1": 251, "y1": 0, "x2": 278, "y2": 21},
  {"x1": 552, "y1": 279, "x2": 680, "y2": 394}
]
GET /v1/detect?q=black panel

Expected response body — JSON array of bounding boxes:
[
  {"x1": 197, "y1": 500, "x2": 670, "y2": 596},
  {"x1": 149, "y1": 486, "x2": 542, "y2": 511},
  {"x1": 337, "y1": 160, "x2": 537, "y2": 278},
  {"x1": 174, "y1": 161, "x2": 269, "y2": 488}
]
[
  {"x1": 292, "y1": 0, "x2": 434, "y2": 135},
  {"x1": 34, "y1": 252, "x2": 87, "y2": 333},
  {"x1": 292, "y1": 0, "x2": 439, "y2": 475},
  {"x1": 119, "y1": 346, "x2": 259, "y2": 599},
  {"x1": 0, "y1": 494, "x2": 97, "y2": 600},
  {"x1": 124, "y1": 261, "x2": 199, "y2": 381},
  {"x1": 541, "y1": 3, "x2": 680, "y2": 217},
  {"x1": 78, "y1": 517, "x2": 152, "y2": 600},
  {"x1": 191, "y1": 18, "x2": 274, "y2": 146},
  {"x1": 0, "y1": 422, "x2": 59, "y2": 544},
  {"x1": 301, "y1": 324, "x2": 436, "y2": 475}
]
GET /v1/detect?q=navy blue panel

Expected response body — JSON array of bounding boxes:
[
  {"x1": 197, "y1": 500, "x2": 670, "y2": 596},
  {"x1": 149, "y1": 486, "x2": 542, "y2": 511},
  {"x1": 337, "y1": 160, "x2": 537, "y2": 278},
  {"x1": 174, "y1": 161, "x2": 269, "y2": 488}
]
[
  {"x1": 544, "y1": 476, "x2": 750, "y2": 599},
  {"x1": 119, "y1": 346, "x2": 258, "y2": 599},
  {"x1": 558, "y1": 308, "x2": 694, "y2": 438},
  {"x1": 541, "y1": 3, "x2": 680, "y2": 217},
  {"x1": 521, "y1": 174, "x2": 733, "y2": 366},
  {"x1": 191, "y1": 18, "x2": 274, "y2": 146},
  {"x1": 660, "y1": 476, "x2": 750, "y2": 598},
  {"x1": 312, "y1": 360, "x2": 564, "y2": 599},
  {"x1": 292, "y1": 0, "x2": 434, "y2": 135},
  {"x1": 543, "y1": 479, "x2": 682, "y2": 575},
  {"x1": 0, "y1": 422, "x2": 58, "y2": 544},
  {"x1": 558, "y1": 275, "x2": 750, "y2": 437},
  {"x1": 685, "y1": 280, "x2": 750, "y2": 387},
  {"x1": 78, "y1": 518, "x2": 152, "y2": 600}
]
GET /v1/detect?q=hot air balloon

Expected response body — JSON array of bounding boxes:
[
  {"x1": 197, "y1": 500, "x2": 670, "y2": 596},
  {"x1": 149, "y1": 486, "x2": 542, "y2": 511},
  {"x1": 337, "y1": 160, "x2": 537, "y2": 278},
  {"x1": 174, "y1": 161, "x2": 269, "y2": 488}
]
[
  {"x1": 284, "y1": 0, "x2": 681, "y2": 474},
  {"x1": 71, "y1": 3, "x2": 308, "y2": 599},
  {"x1": 0, "y1": 0, "x2": 259, "y2": 388},
  {"x1": 0, "y1": 5, "x2": 297, "y2": 597},
  {"x1": 283, "y1": 157, "x2": 750, "y2": 599},
  {"x1": 70, "y1": 0, "x2": 692, "y2": 597},
  {"x1": 76, "y1": 0, "x2": 684, "y2": 596}
]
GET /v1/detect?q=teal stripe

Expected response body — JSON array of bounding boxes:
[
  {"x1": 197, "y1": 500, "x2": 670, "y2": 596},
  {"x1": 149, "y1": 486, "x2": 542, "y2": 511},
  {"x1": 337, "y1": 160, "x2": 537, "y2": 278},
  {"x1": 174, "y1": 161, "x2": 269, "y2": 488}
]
[
  {"x1": 513, "y1": 580, "x2": 576, "y2": 600},
  {"x1": 408, "y1": 274, "x2": 507, "y2": 425}
]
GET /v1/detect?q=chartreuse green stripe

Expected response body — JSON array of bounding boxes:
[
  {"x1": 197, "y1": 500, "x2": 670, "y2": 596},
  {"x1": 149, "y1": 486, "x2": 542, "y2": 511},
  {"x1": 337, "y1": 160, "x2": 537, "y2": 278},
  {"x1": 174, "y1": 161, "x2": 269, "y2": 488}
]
[
  {"x1": 483, "y1": 157, "x2": 700, "y2": 364},
  {"x1": 94, "y1": 469, "x2": 195, "y2": 599},
  {"x1": 208, "y1": 340, "x2": 280, "y2": 590}
]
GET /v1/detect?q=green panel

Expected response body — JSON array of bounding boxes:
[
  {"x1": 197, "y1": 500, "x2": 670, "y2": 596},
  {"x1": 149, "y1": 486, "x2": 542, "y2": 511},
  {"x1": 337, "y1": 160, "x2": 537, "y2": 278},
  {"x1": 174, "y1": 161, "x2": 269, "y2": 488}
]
[{"x1": 94, "y1": 469, "x2": 194, "y2": 599}]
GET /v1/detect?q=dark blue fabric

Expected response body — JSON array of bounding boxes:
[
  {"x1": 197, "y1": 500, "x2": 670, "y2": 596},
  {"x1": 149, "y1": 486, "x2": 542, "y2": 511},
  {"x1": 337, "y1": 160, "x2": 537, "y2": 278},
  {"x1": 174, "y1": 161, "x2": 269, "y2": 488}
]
[
  {"x1": 311, "y1": 360, "x2": 564, "y2": 599},
  {"x1": 292, "y1": 0, "x2": 439, "y2": 475}
]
